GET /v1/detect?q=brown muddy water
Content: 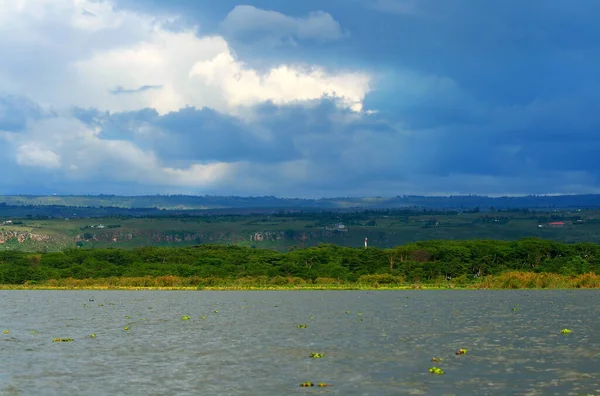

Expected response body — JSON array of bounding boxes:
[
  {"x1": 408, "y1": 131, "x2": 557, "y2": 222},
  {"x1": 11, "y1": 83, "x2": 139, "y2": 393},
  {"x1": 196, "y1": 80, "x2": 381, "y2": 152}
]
[{"x1": 1, "y1": 290, "x2": 600, "y2": 395}]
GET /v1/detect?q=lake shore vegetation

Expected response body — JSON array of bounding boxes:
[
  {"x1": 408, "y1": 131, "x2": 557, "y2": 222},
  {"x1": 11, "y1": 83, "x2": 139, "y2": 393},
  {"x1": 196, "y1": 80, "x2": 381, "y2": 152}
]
[{"x1": 2, "y1": 239, "x2": 600, "y2": 289}]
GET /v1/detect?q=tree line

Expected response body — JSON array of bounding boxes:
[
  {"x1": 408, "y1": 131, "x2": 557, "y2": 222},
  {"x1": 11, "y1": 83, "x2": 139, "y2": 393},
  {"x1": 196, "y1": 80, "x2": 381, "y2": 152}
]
[{"x1": 0, "y1": 238, "x2": 598, "y2": 284}]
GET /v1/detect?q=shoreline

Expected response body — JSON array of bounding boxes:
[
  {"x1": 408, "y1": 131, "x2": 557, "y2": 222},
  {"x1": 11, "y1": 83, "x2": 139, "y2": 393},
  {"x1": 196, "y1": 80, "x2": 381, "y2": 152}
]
[
  {"x1": 0, "y1": 284, "x2": 462, "y2": 291},
  {"x1": 0, "y1": 284, "x2": 595, "y2": 291}
]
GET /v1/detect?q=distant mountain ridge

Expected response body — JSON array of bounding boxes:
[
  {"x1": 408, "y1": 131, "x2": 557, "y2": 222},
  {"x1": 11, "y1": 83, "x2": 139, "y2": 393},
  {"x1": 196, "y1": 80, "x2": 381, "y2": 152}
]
[{"x1": 1, "y1": 194, "x2": 600, "y2": 210}]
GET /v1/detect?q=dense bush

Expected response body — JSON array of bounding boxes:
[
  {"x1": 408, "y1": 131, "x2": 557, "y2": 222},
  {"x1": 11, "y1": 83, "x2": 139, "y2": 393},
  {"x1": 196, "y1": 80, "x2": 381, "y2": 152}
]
[{"x1": 1, "y1": 238, "x2": 600, "y2": 284}]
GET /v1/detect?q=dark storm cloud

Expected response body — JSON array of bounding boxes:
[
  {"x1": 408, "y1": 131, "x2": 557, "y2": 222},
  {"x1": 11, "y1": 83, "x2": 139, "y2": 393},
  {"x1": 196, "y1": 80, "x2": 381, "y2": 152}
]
[{"x1": 2, "y1": 0, "x2": 599, "y2": 196}]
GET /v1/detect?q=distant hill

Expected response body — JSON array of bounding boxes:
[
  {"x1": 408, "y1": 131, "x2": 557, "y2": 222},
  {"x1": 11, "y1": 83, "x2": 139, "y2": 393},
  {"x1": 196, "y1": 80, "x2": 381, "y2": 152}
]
[{"x1": 1, "y1": 194, "x2": 600, "y2": 211}]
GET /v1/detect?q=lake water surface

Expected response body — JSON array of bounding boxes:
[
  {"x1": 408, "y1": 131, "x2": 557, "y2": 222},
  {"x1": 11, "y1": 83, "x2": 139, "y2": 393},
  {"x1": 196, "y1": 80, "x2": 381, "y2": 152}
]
[{"x1": 1, "y1": 290, "x2": 600, "y2": 395}]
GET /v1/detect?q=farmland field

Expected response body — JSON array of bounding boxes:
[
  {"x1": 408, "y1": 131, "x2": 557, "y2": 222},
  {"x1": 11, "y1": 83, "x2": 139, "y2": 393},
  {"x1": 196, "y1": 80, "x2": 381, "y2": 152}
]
[{"x1": 2, "y1": 207, "x2": 600, "y2": 252}]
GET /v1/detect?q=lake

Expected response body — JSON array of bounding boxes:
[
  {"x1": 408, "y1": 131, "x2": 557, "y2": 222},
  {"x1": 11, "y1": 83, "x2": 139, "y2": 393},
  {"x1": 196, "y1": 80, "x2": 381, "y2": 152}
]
[{"x1": 1, "y1": 290, "x2": 599, "y2": 395}]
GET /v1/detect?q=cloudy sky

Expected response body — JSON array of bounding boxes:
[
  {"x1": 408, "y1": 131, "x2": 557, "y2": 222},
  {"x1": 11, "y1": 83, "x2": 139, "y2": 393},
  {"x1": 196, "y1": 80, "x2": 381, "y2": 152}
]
[{"x1": 1, "y1": 0, "x2": 599, "y2": 197}]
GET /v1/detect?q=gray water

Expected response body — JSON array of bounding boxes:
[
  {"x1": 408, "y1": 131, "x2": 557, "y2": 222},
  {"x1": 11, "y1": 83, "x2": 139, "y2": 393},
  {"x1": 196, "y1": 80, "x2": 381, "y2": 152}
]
[{"x1": 1, "y1": 290, "x2": 600, "y2": 396}]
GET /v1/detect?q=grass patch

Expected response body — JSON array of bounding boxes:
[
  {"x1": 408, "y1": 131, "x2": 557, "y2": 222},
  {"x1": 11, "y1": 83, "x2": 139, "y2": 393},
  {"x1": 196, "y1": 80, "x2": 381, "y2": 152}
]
[{"x1": 2, "y1": 272, "x2": 600, "y2": 290}]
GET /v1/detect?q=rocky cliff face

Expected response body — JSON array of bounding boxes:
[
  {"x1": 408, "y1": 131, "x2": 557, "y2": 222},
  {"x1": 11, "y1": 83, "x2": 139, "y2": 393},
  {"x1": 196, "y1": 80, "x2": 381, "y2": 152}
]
[
  {"x1": 249, "y1": 230, "x2": 348, "y2": 241},
  {"x1": 74, "y1": 229, "x2": 350, "y2": 244},
  {"x1": 0, "y1": 231, "x2": 51, "y2": 244},
  {"x1": 75, "y1": 231, "x2": 236, "y2": 243},
  {"x1": 75, "y1": 231, "x2": 136, "y2": 243}
]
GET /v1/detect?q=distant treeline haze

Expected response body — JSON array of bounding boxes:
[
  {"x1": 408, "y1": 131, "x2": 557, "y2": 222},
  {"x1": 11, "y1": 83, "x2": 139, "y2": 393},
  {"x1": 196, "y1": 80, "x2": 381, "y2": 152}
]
[{"x1": 0, "y1": 239, "x2": 598, "y2": 285}]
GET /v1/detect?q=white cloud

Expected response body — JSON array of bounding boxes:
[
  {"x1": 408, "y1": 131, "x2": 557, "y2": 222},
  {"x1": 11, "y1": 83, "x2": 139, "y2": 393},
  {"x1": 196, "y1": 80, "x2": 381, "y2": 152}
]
[
  {"x1": 0, "y1": 0, "x2": 370, "y2": 115},
  {"x1": 0, "y1": 0, "x2": 374, "y2": 194},
  {"x1": 6, "y1": 116, "x2": 231, "y2": 188},
  {"x1": 188, "y1": 52, "x2": 370, "y2": 111},
  {"x1": 16, "y1": 145, "x2": 62, "y2": 169},
  {"x1": 221, "y1": 5, "x2": 348, "y2": 43}
]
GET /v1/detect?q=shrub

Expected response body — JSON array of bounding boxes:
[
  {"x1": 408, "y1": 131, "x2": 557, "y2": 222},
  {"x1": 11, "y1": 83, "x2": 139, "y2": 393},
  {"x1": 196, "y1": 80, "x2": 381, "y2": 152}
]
[
  {"x1": 314, "y1": 277, "x2": 342, "y2": 285},
  {"x1": 357, "y1": 273, "x2": 404, "y2": 285}
]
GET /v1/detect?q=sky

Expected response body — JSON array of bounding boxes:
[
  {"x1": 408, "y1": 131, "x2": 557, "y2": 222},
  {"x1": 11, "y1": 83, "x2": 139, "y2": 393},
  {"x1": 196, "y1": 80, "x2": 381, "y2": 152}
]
[{"x1": 1, "y1": 0, "x2": 599, "y2": 198}]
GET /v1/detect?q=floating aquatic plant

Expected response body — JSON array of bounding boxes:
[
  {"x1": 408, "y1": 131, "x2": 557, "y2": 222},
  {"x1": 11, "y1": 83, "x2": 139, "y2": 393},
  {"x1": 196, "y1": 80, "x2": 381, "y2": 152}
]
[
  {"x1": 200, "y1": 316, "x2": 207, "y2": 320},
  {"x1": 317, "y1": 382, "x2": 330, "y2": 387},
  {"x1": 53, "y1": 338, "x2": 73, "y2": 342},
  {"x1": 214, "y1": 310, "x2": 219, "y2": 314},
  {"x1": 345, "y1": 311, "x2": 350, "y2": 314},
  {"x1": 3, "y1": 330, "x2": 9, "y2": 334},
  {"x1": 31, "y1": 330, "x2": 38, "y2": 334},
  {"x1": 429, "y1": 367, "x2": 444, "y2": 375},
  {"x1": 560, "y1": 328, "x2": 572, "y2": 334},
  {"x1": 181, "y1": 315, "x2": 191, "y2": 321},
  {"x1": 299, "y1": 382, "x2": 314, "y2": 387},
  {"x1": 90, "y1": 334, "x2": 97, "y2": 338},
  {"x1": 297, "y1": 324, "x2": 307, "y2": 328},
  {"x1": 310, "y1": 352, "x2": 325, "y2": 359},
  {"x1": 432, "y1": 357, "x2": 443, "y2": 362},
  {"x1": 125, "y1": 316, "x2": 131, "y2": 319},
  {"x1": 123, "y1": 326, "x2": 130, "y2": 331},
  {"x1": 456, "y1": 348, "x2": 468, "y2": 355}
]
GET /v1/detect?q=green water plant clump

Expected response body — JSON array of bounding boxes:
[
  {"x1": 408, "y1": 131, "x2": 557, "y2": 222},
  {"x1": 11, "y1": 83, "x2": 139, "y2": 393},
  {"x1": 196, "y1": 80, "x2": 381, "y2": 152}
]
[
  {"x1": 456, "y1": 348, "x2": 468, "y2": 355},
  {"x1": 3, "y1": 330, "x2": 9, "y2": 334},
  {"x1": 429, "y1": 367, "x2": 444, "y2": 375},
  {"x1": 214, "y1": 310, "x2": 219, "y2": 314},
  {"x1": 53, "y1": 338, "x2": 73, "y2": 342},
  {"x1": 181, "y1": 315, "x2": 191, "y2": 320},
  {"x1": 90, "y1": 334, "x2": 97, "y2": 338},
  {"x1": 299, "y1": 382, "x2": 314, "y2": 387},
  {"x1": 317, "y1": 382, "x2": 330, "y2": 387},
  {"x1": 123, "y1": 326, "x2": 130, "y2": 331},
  {"x1": 200, "y1": 316, "x2": 207, "y2": 320},
  {"x1": 310, "y1": 352, "x2": 325, "y2": 359},
  {"x1": 431, "y1": 357, "x2": 443, "y2": 362},
  {"x1": 560, "y1": 328, "x2": 572, "y2": 334},
  {"x1": 297, "y1": 324, "x2": 307, "y2": 328}
]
